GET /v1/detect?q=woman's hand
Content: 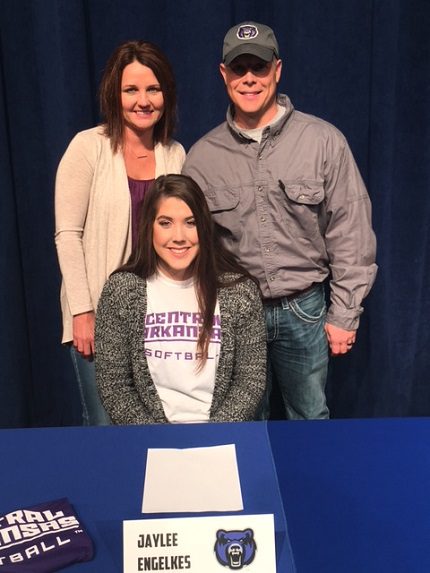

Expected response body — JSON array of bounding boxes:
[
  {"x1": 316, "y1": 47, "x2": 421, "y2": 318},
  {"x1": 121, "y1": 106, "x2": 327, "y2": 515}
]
[{"x1": 73, "y1": 311, "x2": 95, "y2": 359}]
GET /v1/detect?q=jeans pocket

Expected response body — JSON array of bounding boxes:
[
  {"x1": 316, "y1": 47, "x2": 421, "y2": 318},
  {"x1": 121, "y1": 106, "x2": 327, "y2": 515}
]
[{"x1": 289, "y1": 289, "x2": 326, "y2": 324}]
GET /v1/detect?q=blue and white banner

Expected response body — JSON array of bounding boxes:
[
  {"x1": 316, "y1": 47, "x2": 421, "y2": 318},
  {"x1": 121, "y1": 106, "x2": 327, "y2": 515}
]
[{"x1": 124, "y1": 514, "x2": 275, "y2": 572}]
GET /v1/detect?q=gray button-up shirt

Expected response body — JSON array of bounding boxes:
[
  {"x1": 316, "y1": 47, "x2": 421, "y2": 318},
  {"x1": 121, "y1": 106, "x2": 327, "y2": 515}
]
[{"x1": 183, "y1": 95, "x2": 377, "y2": 330}]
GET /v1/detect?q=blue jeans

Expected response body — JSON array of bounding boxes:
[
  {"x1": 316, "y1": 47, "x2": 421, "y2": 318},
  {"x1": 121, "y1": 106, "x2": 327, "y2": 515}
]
[
  {"x1": 262, "y1": 284, "x2": 329, "y2": 420},
  {"x1": 70, "y1": 346, "x2": 111, "y2": 426}
]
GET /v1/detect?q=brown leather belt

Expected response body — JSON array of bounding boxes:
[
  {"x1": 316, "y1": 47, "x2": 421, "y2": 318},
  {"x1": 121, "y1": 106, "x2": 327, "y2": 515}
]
[{"x1": 263, "y1": 283, "x2": 319, "y2": 305}]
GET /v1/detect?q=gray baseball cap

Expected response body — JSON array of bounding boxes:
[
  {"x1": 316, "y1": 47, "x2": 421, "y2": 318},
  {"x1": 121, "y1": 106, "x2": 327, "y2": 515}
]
[{"x1": 222, "y1": 21, "x2": 279, "y2": 65}]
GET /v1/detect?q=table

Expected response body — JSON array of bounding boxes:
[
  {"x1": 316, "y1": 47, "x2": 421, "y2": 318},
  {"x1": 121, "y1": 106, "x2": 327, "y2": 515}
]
[
  {"x1": 1, "y1": 418, "x2": 429, "y2": 572},
  {"x1": 0, "y1": 422, "x2": 292, "y2": 571}
]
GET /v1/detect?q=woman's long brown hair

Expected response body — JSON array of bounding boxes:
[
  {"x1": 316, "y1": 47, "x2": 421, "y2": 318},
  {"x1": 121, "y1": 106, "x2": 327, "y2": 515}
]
[{"x1": 119, "y1": 174, "x2": 256, "y2": 368}]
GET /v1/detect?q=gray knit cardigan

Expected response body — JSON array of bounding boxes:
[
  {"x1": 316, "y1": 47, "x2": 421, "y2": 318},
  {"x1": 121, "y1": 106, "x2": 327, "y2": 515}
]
[{"x1": 95, "y1": 272, "x2": 266, "y2": 424}]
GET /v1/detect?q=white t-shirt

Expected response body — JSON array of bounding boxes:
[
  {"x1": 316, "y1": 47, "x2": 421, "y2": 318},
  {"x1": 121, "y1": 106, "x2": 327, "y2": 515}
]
[
  {"x1": 145, "y1": 272, "x2": 221, "y2": 423},
  {"x1": 235, "y1": 104, "x2": 286, "y2": 143}
]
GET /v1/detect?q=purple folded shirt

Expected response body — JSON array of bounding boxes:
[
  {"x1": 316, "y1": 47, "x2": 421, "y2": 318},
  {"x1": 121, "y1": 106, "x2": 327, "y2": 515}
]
[{"x1": 0, "y1": 498, "x2": 93, "y2": 572}]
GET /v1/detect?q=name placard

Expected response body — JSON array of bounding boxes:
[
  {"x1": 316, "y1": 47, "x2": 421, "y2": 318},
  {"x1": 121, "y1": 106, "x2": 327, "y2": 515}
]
[{"x1": 123, "y1": 514, "x2": 275, "y2": 572}]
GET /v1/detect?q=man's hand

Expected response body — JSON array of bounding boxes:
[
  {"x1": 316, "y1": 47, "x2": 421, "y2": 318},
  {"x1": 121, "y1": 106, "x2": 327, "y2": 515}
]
[
  {"x1": 72, "y1": 311, "x2": 95, "y2": 359},
  {"x1": 324, "y1": 323, "x2": 356, "y2": 356}
]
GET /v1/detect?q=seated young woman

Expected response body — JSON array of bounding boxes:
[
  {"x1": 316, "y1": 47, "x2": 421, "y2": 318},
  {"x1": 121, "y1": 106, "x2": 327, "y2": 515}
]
[{"x1": 95, "y1": 174, "x2": 266, "y2": 424}]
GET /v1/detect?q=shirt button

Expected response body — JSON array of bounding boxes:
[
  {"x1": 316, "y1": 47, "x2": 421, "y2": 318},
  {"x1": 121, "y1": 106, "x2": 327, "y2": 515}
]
[
  {"x1": 265, "y1": 247, "x2": 270, "y2": 253},
  {"x1": 261, "y1": 216, "x2": 266, "y2": 222},
  {"x1": 258, "y1": 186, "x2": 263, "y2": 192},
  {"x1": 270, "y1": 276, "x2": 275, "y2": 281}
]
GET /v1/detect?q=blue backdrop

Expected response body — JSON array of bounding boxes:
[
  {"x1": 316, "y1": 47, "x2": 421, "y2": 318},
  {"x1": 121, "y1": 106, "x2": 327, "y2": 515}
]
[{"x1": 1, "y1": 0, "x2": 429, "y2": 426}]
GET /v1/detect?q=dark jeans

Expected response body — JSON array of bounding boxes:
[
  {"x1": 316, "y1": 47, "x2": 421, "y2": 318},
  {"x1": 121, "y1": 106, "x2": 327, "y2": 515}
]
[{"x1": 262, "y1": 283, "x2": 329, "y2": 420}]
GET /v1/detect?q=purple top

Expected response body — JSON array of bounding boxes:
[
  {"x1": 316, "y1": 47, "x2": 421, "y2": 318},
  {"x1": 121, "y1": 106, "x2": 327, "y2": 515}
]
[{"x1": 128, "y1": 177, "x2": 155, "y2": 249}]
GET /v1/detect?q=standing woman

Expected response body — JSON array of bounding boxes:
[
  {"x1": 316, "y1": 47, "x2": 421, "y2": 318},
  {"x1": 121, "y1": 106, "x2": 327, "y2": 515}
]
[
  {"x1": 55, "y1": 41, "x2": 185, "y2": 425},
  {"x1": 95, "y1": 174, "x2": 266, "y2": 424}
]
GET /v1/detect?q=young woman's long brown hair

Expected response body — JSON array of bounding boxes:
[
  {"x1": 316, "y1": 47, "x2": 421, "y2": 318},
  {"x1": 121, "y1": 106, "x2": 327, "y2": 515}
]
[{"x1": 120, "y1": 174, "x2": 256, "y2": 366}]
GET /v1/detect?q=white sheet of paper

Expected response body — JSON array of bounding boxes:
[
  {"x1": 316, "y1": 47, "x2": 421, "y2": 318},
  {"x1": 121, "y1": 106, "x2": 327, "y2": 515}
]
[{"x1": 142, "y1": 444, "x2": 243, "y2": 513}]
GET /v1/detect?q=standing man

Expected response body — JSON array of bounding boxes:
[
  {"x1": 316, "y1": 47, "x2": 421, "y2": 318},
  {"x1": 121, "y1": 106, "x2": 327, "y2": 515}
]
[{"x1": 183, "y1": 21, "x2": 377, "y2": 419}]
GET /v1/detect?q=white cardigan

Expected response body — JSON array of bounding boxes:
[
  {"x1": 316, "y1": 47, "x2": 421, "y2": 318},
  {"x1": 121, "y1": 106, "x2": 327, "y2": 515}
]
[{"x1": 55, "y1": 126, "x2": 186, "y2": 342}]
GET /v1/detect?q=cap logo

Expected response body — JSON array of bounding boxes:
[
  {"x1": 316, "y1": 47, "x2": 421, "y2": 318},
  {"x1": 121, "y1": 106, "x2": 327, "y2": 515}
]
[{"x1": 236, "y1": 24, "x2": 259, "y2": 40}]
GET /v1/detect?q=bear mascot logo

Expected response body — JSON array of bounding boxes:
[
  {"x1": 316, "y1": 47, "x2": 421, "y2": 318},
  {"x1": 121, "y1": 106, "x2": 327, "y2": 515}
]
[
  {"x1": 214, "y1": 528, "x2": 256, "y2": 569},
  {"x1": 237, "y1": 24, "x2": 259, "y2": 40}
]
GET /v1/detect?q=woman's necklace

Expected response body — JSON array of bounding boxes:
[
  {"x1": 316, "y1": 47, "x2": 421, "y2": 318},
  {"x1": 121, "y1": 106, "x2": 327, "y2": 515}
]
[{"x1": 127, "y1": 145, "x2": 153, "y2": 160}]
